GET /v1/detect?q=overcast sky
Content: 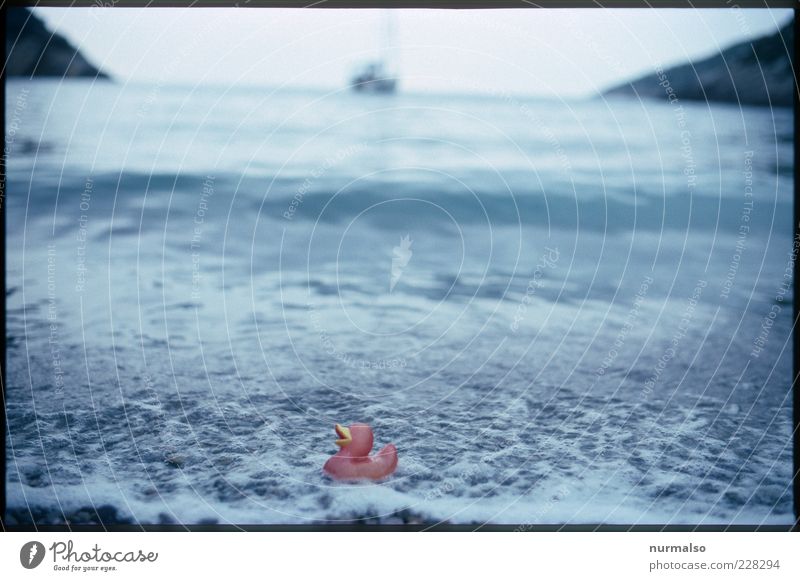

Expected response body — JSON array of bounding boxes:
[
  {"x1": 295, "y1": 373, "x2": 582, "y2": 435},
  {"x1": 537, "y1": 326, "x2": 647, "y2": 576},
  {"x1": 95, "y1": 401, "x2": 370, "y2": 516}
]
[{"x1": 34, "y1": 7, "x2": 792, "y2": 97}]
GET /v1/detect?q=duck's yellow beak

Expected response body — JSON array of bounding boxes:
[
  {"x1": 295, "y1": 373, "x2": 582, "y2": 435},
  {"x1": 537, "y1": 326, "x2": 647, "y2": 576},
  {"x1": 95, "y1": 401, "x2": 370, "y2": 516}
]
[{"x1": 334, "y1": 424, "x2": 352, "y2": 447}]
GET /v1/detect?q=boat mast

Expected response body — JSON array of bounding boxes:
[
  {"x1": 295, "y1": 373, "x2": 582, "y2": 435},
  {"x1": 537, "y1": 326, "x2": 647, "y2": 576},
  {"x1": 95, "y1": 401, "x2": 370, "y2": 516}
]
[{"x1": 380, "y1": 10, "x2": 396, "y2": 77}]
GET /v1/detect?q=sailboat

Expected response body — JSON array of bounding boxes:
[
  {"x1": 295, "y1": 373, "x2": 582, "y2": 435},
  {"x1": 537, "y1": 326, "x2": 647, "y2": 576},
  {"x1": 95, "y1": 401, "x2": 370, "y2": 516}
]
[{"x1": 351, "y1": 11, "x2": 398, "y2": 94}]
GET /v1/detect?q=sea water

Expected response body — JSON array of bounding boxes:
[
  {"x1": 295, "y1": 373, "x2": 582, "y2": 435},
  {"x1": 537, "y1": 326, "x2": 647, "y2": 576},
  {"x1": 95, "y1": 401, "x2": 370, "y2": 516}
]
[{"x1": 5, "y1": 79, "x2": 794, "y2": 525}]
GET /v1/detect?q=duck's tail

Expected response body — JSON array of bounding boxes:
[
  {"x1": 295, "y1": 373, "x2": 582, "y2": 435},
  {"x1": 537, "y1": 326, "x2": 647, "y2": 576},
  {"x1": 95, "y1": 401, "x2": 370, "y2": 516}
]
[{"x1": 375, "y1": 443, "x2": 398, "y2": 477}]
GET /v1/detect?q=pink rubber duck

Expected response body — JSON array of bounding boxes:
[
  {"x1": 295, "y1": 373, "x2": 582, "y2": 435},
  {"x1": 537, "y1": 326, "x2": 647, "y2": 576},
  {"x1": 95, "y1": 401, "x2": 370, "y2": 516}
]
[{"x1": 323, "y1": 423, "x2": 398, "y2": 481}]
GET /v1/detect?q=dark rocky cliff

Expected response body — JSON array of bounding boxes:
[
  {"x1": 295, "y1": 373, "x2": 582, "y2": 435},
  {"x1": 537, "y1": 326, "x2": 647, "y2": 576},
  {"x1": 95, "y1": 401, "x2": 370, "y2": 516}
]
[
  {"x1": 5, "y1": 7, "x2": 108, "y2": 78},
  {"x1": 604, "y1": 20, "x2": 793, "y2": 107}
]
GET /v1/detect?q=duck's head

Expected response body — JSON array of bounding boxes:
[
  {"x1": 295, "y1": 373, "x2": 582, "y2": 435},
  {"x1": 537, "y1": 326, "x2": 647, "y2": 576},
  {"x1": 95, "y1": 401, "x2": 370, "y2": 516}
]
[{"x1": 334, "y1": 423, "x2": 374, "y2": 456}]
